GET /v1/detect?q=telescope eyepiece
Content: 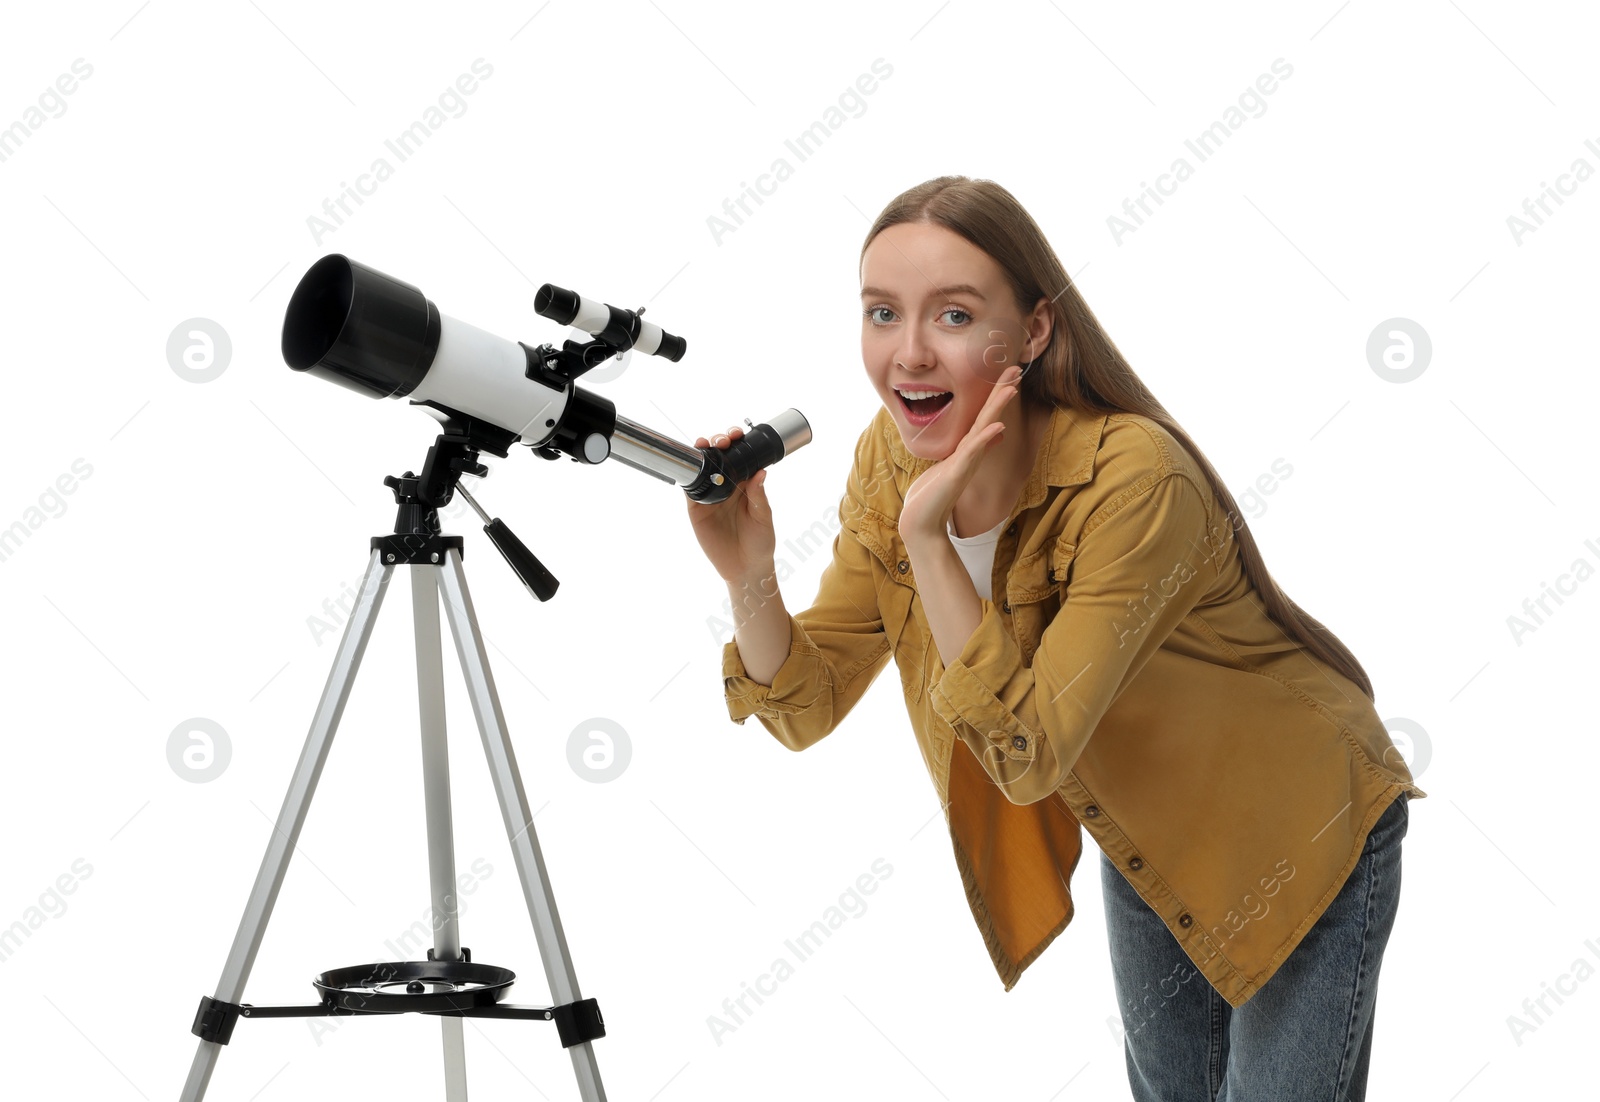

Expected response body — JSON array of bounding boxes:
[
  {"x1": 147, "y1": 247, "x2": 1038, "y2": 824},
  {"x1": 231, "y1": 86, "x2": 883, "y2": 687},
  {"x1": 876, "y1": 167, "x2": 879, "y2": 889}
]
[{"x1": 654, "y1": 331, "x2": 687, "y2": 362}]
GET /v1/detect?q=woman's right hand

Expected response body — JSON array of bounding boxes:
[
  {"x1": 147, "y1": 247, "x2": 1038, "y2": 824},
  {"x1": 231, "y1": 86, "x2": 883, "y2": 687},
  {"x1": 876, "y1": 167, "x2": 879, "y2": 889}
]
[{"x1": 686, "y1": 424, "x2": 777, "y2": 584}]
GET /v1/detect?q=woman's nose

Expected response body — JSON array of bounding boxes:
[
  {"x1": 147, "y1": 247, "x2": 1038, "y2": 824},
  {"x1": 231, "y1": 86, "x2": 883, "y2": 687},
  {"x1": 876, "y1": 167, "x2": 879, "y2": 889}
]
[{"x1": 895, "y1": 330, "x2": 932, "y2": 371}]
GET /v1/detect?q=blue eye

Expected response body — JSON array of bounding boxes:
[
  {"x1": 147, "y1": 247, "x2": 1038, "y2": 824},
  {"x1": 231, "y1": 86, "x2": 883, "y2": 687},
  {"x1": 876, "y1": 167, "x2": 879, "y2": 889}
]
[
  {"x1": 941, "y1": 308, "x2": 971, "y2": 325},
  {"x1": 863, "y1": 306, "x2": 894, "y2": 325}
]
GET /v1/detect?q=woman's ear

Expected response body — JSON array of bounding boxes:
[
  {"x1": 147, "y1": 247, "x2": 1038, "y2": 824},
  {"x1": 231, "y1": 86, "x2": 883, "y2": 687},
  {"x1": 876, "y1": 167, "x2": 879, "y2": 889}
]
[{"x1": 1025, "y1": 297, "x2": 1053, "y2": 363}]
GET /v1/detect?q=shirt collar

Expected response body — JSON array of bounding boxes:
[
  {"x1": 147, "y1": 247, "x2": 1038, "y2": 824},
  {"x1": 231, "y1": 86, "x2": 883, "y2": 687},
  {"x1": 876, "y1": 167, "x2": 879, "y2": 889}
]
[{"x1": 880, "y1": 401, "x2": 1105, "y2": 511}]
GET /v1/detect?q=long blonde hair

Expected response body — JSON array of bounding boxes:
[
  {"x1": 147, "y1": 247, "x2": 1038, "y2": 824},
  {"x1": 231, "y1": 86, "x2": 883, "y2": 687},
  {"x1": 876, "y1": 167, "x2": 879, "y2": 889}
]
[{"x1": 861, "y1": 175, "x2": 1376, "y2": 701}]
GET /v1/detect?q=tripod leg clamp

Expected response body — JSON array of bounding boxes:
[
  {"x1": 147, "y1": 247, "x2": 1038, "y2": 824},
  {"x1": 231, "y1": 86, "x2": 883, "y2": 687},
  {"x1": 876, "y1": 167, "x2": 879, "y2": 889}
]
[
  {"x1": 192, "y1": 996, "x2": 243, "y2": 1045},
  {"x1": 550, "y1": 997, "x2": 605, "y2": 1048}
]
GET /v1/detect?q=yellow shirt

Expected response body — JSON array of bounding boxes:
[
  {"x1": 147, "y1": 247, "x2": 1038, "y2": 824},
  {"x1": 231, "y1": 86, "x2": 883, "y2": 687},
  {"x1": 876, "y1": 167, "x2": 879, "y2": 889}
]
[{"x1": 721, "y1": 402, "x2": 1427, "y2": 1007}]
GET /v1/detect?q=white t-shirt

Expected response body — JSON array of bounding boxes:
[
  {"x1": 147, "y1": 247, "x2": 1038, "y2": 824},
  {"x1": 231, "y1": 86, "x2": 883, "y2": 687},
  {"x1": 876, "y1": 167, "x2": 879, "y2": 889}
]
[{"x1": 945, "y1": 514, "x2": 1009, "y2": 600}]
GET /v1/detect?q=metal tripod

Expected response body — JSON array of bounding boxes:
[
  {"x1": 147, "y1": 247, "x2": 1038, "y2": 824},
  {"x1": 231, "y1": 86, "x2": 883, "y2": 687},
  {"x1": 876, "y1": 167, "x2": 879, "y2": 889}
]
[{"x1": 180, "y1": 433, "x2": 607, "y2": 1101}]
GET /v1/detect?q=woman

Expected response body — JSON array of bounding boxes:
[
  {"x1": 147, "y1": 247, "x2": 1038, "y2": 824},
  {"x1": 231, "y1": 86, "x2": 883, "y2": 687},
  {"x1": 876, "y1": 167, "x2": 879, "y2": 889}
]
[{"x1": 687, "y1": 175, "x2": 1425, "y2": 1101}]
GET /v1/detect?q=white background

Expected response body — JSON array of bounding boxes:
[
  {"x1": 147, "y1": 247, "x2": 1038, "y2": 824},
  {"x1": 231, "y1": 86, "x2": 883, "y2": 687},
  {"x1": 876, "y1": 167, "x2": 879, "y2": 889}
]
[{"x1": 1, "y1": 1, "x2": 1595, "y2": 1099}]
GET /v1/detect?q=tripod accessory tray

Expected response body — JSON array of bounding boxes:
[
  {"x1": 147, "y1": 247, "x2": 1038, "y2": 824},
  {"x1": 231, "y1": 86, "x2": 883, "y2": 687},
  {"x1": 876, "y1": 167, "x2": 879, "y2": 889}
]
[
  {"x1": 315, "y1": 957, "x2": 514, "y2": 1013},
  {"x1": 191, "y1": 951, "x2": 605, "y2": 1050}
]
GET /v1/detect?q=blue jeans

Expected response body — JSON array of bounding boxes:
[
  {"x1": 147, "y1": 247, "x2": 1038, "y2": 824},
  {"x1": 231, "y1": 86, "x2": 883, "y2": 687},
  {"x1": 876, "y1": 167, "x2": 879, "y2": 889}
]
[{"x1": 1101, "y1": 794, "x2": 1409, "y2": 1102}]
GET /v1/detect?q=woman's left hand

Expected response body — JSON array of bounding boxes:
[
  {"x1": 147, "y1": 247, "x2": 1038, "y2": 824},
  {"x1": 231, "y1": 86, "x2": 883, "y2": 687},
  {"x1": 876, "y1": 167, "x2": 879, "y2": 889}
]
[{"x1": 899, "y1": 364, "x2": 1023, "y2": 547}]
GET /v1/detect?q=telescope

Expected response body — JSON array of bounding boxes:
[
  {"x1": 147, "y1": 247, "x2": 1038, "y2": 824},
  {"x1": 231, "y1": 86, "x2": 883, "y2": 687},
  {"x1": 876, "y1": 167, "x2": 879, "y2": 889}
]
[
  {"x1": 281, "y1": 253, "x2": 811, "y2": 503},
  {"x1": 182, "y1": 254, "x2": 809, "y2": 1100}
]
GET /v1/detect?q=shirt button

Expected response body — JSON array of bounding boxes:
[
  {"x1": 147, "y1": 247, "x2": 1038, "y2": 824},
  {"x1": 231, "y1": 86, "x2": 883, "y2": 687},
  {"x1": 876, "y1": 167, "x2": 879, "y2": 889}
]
[
  {"x1": 1083, "y1": 805, "x2": 1099, "y2": 818},
  {"x1": 897, "y1": 560, "x2": 909, "y2": 574},
  {"x1": 1006, "y1": 523, "x2": 1017, "y2": 537},
  {"x1": 1128, "y1": 856, "x2": 1143, "y2": 871},
  {"x1": 1178, "y1": 913, "x2": 1193, "y2": 928},
  {"x1": 1001, "y1": 599, "x2": 1011, "y2": 614},
  {"x1": 1010, "y1": 734, "x2": 1027, "y2": 751}
]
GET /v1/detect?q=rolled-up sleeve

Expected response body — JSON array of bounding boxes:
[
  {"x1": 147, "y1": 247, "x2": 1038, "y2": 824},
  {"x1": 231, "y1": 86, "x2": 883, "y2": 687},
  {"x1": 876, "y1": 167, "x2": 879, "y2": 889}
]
[
  {"x1": 928, "y1": 471, "x2": 1215, "y2": 804},
  {"x1": 721, "y1": 430, "x2": 895, "y2": 751}
]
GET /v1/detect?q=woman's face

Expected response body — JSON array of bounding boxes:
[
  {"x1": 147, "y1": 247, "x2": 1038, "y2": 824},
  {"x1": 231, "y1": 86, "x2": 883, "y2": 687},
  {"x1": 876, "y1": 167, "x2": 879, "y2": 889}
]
[{"x1": 860, "y1": 221, "x2": 1048, "y2": 460}]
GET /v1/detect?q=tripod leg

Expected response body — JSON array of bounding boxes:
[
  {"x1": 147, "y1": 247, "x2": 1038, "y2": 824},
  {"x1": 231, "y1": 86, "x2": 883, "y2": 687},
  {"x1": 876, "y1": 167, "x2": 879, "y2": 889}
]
[
  {"x1": 436, "y1": 549, "x2": 607, "y2": 1102},
  {"x1": 180, "y1": 550, "x2": 394, "y2": 1102},
  {"x1": 411, "y1": 566, "x2": 468, "y2": 1102}
]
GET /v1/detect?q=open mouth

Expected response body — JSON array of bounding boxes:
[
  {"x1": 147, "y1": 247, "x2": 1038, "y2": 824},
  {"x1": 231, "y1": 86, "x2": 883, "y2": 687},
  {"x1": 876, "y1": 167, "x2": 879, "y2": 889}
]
[{"x1": 897, "y1": 390, "x2": 954, "y2": 422}]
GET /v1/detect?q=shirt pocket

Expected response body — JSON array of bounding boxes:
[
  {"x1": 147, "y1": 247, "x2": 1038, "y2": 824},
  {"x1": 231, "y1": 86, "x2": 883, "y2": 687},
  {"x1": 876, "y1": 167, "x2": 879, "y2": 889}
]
[{"x1": 1002, "y1": 535, "x2": 1077, "y2": 666}]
